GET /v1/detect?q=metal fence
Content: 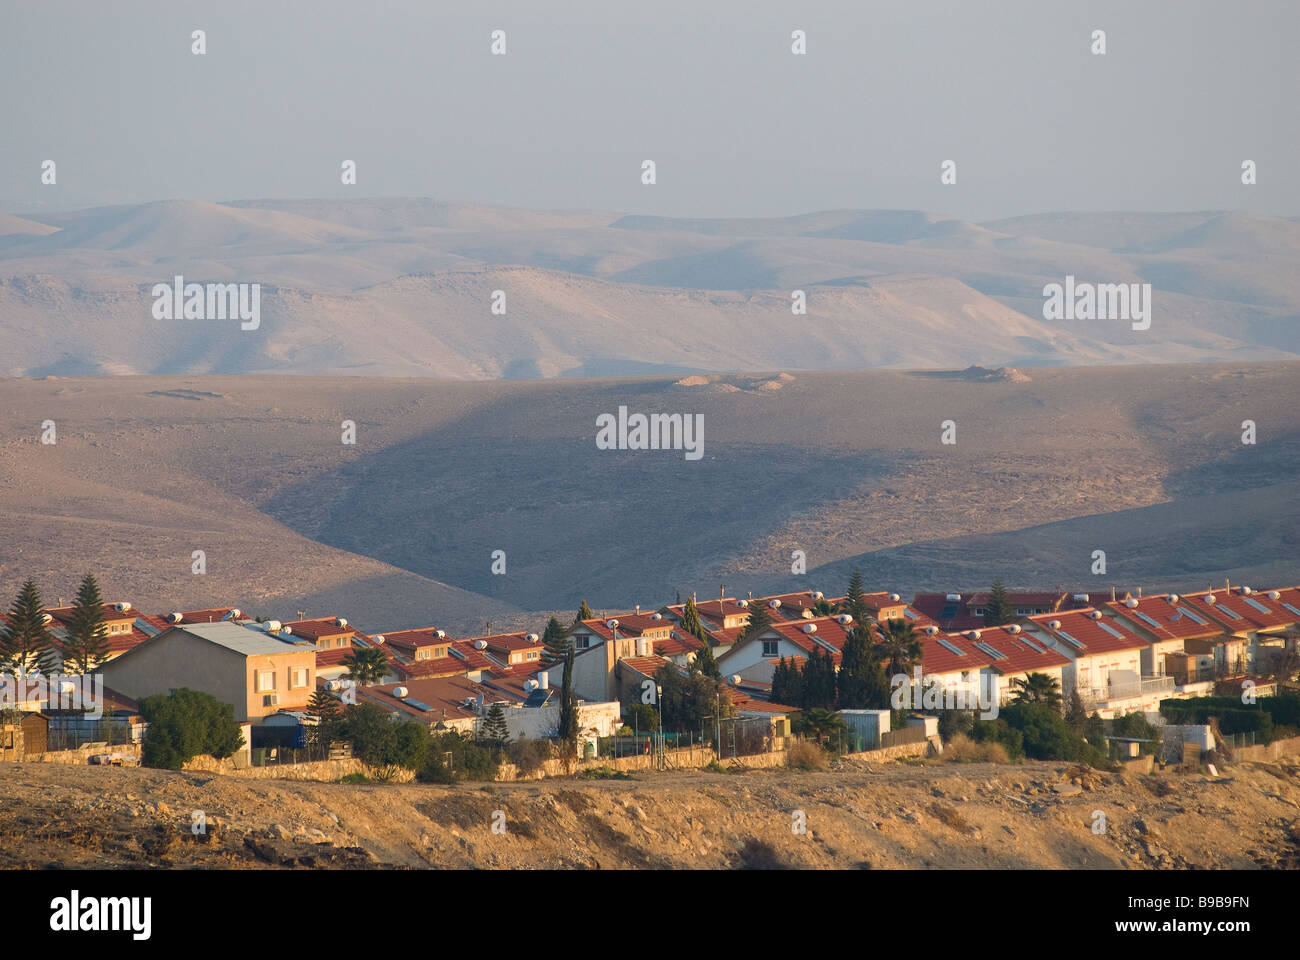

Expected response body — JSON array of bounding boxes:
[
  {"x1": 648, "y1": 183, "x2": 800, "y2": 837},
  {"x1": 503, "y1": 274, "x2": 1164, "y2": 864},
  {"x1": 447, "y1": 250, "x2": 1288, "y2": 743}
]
[{"x1": 45, "y1": 719, "x2": 143, "y2": 752}]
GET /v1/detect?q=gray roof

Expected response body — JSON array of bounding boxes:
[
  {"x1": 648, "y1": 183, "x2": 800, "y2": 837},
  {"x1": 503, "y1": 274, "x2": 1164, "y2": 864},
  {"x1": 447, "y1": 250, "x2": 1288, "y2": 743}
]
[{"x1": 176, "y1": 621, "x2": 315, "y2": 657}]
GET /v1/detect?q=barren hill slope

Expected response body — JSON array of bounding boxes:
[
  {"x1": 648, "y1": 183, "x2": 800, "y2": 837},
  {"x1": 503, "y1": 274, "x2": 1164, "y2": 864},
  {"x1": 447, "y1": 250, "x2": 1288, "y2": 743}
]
[
  {"x1": 1, "y1": 363, "x2": 1296, "y2": 629},
  {"x1": 2, "y1": 757, "x2": 1298, "y2": 870}
]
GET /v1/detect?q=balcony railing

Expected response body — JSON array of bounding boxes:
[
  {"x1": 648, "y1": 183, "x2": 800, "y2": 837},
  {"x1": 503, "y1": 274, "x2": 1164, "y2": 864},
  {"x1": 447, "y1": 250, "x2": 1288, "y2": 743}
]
[{"x1": 1083, "y1": 675, "x2": 1176, "y2": 703}]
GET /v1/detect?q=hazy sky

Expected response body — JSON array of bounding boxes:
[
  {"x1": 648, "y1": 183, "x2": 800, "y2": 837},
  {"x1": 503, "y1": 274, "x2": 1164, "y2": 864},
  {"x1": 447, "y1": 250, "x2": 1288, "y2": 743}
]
[{"x1": 2, "y1": 0, "x2": 1296, "y2": 220}]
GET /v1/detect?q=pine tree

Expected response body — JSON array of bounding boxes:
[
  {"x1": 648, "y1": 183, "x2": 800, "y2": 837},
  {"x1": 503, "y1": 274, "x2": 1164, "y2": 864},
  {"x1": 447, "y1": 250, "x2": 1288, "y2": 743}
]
[
  {"x1": 846, "y1": 567, "x2": 865, "y2": 609},
  {"x1": 691, "y1": 634, "x2": 721, "y2": 680},
  {"x1": 983, "y1": 579, "x2": 1014, "y2": 627},
  {"x1": 575, "y1": 600, "x2": 594, "y2": 624},
  {"x1": 541, "y1": 616, "x2": 571, "y2": 662},
  {"x1": 1, "y1": 580, "x2": 58, "y2": 676},
  {"x1": 739, "y1": 598, "x2": 774, "y2": 643},
  {"x1": 62, "y1": 573, "x2": 110, "y2": 674},
  {"x1": 482, "y1": 702, "x2": 509, "y2": 746},
  {"x1": 306, "y1": 688, "x2": 343, "y2": 750}
]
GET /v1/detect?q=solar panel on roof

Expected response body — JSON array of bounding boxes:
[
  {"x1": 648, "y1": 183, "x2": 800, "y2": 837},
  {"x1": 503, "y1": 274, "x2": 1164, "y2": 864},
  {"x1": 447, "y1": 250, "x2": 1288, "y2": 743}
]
[
  {"x1": 1283, "y1": 603, "x2": 1300, "y2": 618},
  {"x1": 1242, "y1": 597, "x2": 1274, "y2": 615},
  {"x1": 903, "y1": 609, "x2": 918, "y2": 619},
  {"x1": 935, "y1": 636, "x2": 966, "y2": 656},
  {"x1": 1054, "y1": 629, "x2": 1085, "y2": 650},
  {"x1": 1172, "y1": 606, "x2": 1208, "y2": 625},
  {"x1": 1133, "y1": 611, "x2": 1164, "y2": 630},
  {"x1": 939, "y1": 604, "x2": 959, "y2": 620},
  {"x1": 973, "y1": 642, "x2": 1007, "y2": 660},
  {"x1": 1215, "y1": 605, "x2": 1242, "y2": 619},
  {"x1": 1018, "y1": 636, "x2": 1046, "y2": 654},
  {"x1": 1096, "y1": 621, "x2": 1130, "y2": 640},
  {"x1": 402, "y1": 698, "x2": 436, "y2": 712}
]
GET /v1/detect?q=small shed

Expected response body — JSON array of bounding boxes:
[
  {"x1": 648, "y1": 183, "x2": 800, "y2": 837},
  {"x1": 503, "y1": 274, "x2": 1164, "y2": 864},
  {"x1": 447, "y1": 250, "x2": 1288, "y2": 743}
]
[{"x1": 22, "y1": 712, "x2": 49, "y2": 755}]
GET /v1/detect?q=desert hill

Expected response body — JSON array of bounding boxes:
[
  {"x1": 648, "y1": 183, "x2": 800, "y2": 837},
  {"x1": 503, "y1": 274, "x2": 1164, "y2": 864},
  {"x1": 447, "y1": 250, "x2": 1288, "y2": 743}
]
[
  {"x1": 0, "y1": 363, "x2": 1295, "y2": 630},
  {"x1": 1, "y1": 199, "x2": 1296, "y2": 379}
]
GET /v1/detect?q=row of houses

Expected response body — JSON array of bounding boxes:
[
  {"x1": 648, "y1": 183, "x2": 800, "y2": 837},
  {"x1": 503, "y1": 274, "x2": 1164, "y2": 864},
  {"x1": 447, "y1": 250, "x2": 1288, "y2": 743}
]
[{"x1": 6, "y1": 580, "x2": 1298, "y2": 759}]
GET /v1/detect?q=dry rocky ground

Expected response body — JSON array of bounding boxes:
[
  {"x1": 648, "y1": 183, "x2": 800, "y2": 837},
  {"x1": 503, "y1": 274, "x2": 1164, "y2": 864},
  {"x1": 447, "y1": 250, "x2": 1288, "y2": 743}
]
[{"x1": 2, "y1": 755, "x2": 1299, "y2": 870}]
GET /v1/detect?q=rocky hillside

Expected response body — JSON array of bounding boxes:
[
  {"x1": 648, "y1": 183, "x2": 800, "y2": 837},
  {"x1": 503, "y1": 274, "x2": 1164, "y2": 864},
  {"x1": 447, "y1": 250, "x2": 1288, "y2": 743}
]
[{"x1": 2, "y1": 756, "x2": 1298, "y2": 869}]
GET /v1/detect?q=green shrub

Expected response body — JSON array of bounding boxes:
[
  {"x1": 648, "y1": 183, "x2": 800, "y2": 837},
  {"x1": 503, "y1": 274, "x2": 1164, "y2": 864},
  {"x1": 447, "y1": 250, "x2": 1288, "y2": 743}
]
[
  {"x1": 416, "y1": 732, "x2": 501, "y2": 783},
  {"x1": 139, "y1": 688, "x2": 244, "y2": 770}
]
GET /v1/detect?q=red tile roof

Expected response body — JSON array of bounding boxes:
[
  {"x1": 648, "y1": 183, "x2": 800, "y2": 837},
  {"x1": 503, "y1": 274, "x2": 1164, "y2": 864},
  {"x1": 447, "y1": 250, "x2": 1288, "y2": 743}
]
[
  {"x1": 378, "y1": 627, "x2": 454, "y2": 653},
  {"x1": 653, "y1": 630, "x2": 707, "y2": 658},
  {"x1": 918, "y1": 630, "x2": 993, "y2": 676},
  {"x1": 752, "y1": 592, "x2": 838, "y2": 620},
  {"x1": 912, "y1": 591, "x2": 1084, "y2": 631},
  {"x1": 1027, "y1": 609, "x2": 1148, "y2": 656},
  {"x1": 1180, "y1": 587, "x2": 1300, "y2": 633},
  {"x1": 620, "y1": 655, "x2": 672, "y2": 679},
  {"x1": 283, "y1": 617, "x2": 359, "y2": 640},
  {"x1": 766, "y1": 617, "x2": 856, "y2": 666},
  {"x1": 314, "y1": 647, "x2": 356, "y2": 669},
  {"x1": 356, "y1": 675, "x2": 518, "y2": 723},
  {"x1": 663, "y1": 598, "x2": 751, "y2": 627},
  {"x1": 1103, "y1": 594, "x2": 1226, "y2": 642},
  {"x1": 151, "y1": 607, "x2": 244, "y2": 626},
  {"x1": 953, "y1": 625, "x2": 1071, "y2": 675}
]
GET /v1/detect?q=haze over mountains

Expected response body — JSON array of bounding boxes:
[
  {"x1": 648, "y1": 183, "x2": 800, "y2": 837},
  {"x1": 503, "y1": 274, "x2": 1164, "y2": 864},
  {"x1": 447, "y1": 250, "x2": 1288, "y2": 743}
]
[{"x1": 1, "y1": 198, "x2": 1296, "y2": 379}]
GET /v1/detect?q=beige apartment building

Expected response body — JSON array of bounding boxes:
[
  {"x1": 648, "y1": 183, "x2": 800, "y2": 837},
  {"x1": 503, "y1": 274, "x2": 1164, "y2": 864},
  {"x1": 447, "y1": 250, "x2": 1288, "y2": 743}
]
[{"x1": 98, "y1": 622, "x2": 317, "y2": 723}]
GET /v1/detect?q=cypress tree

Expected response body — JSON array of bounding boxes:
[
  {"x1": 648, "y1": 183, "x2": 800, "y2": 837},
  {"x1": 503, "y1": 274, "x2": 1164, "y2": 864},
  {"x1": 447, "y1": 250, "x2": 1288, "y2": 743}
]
[
  {"x1": 1, "y1": 579, "x2": 58, "y2": 676},
  {"x1": 802, "y1": 646, "x2": 837, "y2": 710},
  {"x1": 836, "y1": 624, "x2": 879, "y2": 709},
  {"x1": 575, "y1": 600, "x2": 595, "y2": 624},
  {"x1": 62, "y1": 573, "x2": 110, "y2": 674},
  {"x1": 681, "y1": 595, "x2": 707, "y2": 641},
  {"x1": 557, "y1": 646, "x2": 580, "y2": 755}
]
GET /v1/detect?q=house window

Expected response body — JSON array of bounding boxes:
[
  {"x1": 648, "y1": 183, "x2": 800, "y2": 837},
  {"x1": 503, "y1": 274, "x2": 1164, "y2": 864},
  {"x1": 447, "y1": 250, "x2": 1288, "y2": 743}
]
[
  {"x1": 255, "y1": 670, "x2": 276, "y2": 692},
  {"x1": 973, "y1": 608, "x2": 984, "y2": 616},
  {"x1": 290, "y1": 667, "x2": 309, "y2": 689},
  {"x1": 762, "y1": 640, "x2": 779, "y2": 657},
  {"x1": 577, "y1": 635, "x2": 591, "y2": 650}
]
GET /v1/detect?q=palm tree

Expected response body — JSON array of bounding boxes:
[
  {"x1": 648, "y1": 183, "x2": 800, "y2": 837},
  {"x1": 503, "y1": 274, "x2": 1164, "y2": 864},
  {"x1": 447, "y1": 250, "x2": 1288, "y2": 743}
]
[
  {"x1": 1010, "y1": 672, "x2": 1063, "y2": 707},
  {"x1": 342, "y1": 646, "x2": 390, "y2": 687},
  {"x1": 799, "y1": 707, "x2": 846, "y2": 745},
  {"x1": 878, "y1": 617, "x2": 921, "y2": 679}
]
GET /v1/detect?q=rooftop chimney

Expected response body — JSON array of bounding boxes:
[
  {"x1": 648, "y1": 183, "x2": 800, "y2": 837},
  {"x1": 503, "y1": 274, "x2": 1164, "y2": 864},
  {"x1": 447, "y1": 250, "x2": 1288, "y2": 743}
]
[{"x1": 635, "y1": 604, "x2": 640, "y2": 616}]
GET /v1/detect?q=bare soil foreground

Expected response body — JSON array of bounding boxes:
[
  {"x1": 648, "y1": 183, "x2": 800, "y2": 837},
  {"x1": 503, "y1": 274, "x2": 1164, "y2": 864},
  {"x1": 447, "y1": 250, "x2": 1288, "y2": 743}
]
[{"x1": 3, "y1": 758, "x2": 1298, "y2": 869}]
